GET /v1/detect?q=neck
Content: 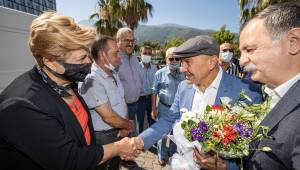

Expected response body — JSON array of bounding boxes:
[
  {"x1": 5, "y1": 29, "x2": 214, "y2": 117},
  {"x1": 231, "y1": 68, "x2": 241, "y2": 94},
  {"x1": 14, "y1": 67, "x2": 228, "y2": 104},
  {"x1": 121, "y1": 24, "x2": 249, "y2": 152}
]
[
  {"x1": 98, "y1": 62, "x2": 113, "y2": 76},
  {"x1": 196, "y1": 67, "x2": 219, "y2": 92},
  {"x1": 219, "y1": 61, "x2": 230, "y2": 71},
  {"x1": 143, "y1": 62, "x2": 150, "y2": 68},
  {"x1": 121, "y1": 50, "x2": 132, "y2": 58},
  {"x1": 42, "y1": 67, "x2": 70, "y2": 87}
]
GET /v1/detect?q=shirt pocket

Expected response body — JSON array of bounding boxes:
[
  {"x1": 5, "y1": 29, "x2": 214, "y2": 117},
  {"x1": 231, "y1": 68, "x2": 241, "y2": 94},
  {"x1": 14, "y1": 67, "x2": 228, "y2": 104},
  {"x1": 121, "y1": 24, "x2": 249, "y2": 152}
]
[{"x1": 107, "y1": 90, "x2": 120, "y2": 107}]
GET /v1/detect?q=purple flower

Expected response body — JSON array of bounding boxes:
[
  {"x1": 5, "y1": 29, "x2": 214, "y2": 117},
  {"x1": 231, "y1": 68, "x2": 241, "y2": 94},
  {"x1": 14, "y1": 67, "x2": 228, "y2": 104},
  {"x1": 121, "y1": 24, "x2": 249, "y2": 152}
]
[
  {"x1": 198, "y1": 120, "x2": 209, "y2": 132},
  {"x1": 233, "y1": 122, "x2": 244, "y2": 133},
  {"x1": 191, "y1": 128, "x2": 204, "y2": 141},
  {"x1": 242, "y1": 128, "x2": 253, "y2": 138},
  {"x1": 233, "y1": 123, "x2": 252, "y2": 138}
]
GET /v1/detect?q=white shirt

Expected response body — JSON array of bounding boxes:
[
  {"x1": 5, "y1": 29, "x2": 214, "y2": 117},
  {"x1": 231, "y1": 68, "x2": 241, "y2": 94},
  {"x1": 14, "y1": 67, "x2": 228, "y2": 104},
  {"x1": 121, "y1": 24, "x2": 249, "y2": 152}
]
[
  {"x1": 192, "y1": 68, "x2": 223, "y2": 113},
  {"x1": 264, "y1": 73, "x2": 300, "y2": 110}
]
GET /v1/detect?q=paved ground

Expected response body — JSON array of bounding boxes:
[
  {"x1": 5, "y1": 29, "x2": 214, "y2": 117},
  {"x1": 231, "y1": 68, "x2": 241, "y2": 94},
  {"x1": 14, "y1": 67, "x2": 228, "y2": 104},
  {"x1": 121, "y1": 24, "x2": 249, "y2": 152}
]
[{"x1": 120, "y1": 146, "x2": 170, "y2": 170}]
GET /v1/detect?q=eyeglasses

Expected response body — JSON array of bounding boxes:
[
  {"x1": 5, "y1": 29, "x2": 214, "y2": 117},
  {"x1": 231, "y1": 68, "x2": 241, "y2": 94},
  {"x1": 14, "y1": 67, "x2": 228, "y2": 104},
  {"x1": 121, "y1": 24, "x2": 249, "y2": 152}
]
[
  {"x1": 121, "y1": 39, "x2": 136, "y2": 44},
  {"x1": 222, "y1": 49, "x2": 233, "y2": 52},
  {"x1": 169, "y1": 58, "x2": 180, "y2": 61},
  {"x1": 142, "y1": 52, "x2": 152, "y2": 55}
]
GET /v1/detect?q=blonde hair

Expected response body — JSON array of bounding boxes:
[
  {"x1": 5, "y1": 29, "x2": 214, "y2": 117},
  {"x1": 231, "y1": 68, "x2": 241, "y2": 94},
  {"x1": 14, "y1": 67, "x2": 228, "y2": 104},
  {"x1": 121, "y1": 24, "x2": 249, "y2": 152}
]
[{"x1": 29, "y1": 12, "x2": 96, "y2": 66}]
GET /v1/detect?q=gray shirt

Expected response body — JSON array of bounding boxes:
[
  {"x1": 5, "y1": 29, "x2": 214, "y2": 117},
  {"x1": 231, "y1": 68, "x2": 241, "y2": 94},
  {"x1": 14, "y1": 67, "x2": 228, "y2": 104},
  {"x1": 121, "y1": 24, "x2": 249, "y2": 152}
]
[
  {"x1": 78, "y1": 63, "x2": 127, "y2": 131},
  {"x1": 139, "y1": 62, "x2": 157, "y2": 96},
  {"x1": 117, "y1": 51, "x2": 141, "y2": 103}
]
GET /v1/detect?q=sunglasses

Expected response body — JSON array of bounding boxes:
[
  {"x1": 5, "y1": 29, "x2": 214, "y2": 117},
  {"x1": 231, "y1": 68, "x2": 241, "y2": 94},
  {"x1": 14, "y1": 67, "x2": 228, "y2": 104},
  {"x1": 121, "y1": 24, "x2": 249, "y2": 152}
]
[
  {"x1": 142, "y1": 52, "x2": 152, "y2": 55},
  {"x1": 222, "y1": 49, "x2": 233, "y2": 52},
  {"x1": 169, "y1": 58, "x2": 180, "y2": 61}
]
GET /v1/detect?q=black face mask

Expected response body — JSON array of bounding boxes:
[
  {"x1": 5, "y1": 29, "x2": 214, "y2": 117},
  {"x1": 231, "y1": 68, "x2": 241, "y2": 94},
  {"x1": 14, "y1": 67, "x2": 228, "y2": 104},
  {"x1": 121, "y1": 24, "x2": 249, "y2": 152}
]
[
  {"x1": 46, "y1": 61, "x2": 92, "y2": 82},
  {"x1": 58, "y1": 62, "x2": 92, "y2": 82}
]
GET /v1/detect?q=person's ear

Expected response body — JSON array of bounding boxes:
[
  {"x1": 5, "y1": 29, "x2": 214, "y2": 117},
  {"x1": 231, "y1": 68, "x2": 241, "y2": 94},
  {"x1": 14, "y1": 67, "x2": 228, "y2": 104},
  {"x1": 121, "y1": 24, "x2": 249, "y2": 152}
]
[
  {"x1": 43, "y1": 57, "x2": 57, "y2": 71},
  {"x1": 208, "y1": 55, "x2": 219, "y2": 70},
  {"x1": 287, "y1": 28, "x2": 300, "y2": 55}
]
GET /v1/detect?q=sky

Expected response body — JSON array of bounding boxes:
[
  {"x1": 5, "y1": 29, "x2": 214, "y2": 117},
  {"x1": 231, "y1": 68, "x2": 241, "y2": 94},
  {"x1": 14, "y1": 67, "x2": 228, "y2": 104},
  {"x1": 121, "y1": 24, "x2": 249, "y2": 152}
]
[{"x1": 56, "y1": 0, "x2": 241, "y2": 33}]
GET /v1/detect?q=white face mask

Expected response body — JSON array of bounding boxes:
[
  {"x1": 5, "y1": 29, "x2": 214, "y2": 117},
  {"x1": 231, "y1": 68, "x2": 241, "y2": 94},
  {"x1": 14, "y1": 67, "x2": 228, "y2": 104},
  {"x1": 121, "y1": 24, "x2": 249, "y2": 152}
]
[
  {"x1": 141, "y1": 55, "x2": 151, "y2": 64},
  {"x1": 104, "y1": 55, "x2": 115, "y2": 71},
  {"x1": 220, "y1": 51, "x2": 233, "y2": 62}
]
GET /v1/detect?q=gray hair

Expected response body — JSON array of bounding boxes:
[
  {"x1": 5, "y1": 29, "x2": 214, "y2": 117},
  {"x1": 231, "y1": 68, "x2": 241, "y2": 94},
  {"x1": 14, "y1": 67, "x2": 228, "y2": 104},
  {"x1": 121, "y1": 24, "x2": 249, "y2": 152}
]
[
  {"x1": 244, "y1": 2, "x2": 300, "y2": 40},
  {"x1": 116, "y1": 27, "x2": 133, "y2": 40},
  {"x1": 166, "y1": 47, "x2": 177, "y2": 58}
]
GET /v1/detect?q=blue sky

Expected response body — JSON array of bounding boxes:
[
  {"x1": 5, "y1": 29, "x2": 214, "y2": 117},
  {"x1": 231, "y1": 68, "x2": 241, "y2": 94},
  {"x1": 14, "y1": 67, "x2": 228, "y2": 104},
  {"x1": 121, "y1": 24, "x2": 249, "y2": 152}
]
[{"x1": 56, "y1": 0, "x2": 241, "y2": 33}]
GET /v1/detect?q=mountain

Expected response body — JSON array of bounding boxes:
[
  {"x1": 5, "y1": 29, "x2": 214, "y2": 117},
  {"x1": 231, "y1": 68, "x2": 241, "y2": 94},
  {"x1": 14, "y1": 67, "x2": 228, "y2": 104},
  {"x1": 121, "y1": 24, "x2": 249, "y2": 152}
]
[
  {"x1": 78, "y1": 20, "x2": 215, "y2": 44},
  {"x1": 135, "y1": 24, "x2": 215, "y2": 44}
]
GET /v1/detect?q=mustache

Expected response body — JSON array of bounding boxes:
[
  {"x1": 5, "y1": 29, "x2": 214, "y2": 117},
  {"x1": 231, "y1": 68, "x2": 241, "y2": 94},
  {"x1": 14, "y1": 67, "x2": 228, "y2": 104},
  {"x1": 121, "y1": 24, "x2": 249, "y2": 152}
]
[{"x1": 243, "y1": 63, "x2": 257, "y2": 72}]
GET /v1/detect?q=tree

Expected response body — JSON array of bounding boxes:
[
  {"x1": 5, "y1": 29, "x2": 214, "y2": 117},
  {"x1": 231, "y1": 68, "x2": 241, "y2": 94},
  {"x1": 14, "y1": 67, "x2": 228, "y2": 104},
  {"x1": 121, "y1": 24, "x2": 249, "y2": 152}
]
[
  {"x1": 139, "y1": 40, "x2": 161, "y2": 50},
  {"x1": 164, "y1": 37, "x2": 185, "y2": 50},
  {"x1": 91, "y1": 0, "x2": 153, "y2": 36},
  {"x1": 90, "y1": 0, "x2": 123, "y2": 36},
  {"x1": 238, "y1": 0, "x2": 300, "y2": 25},
  {"x1": 120, "y1": 0, "x2": 153, "y2": 30},
  {"x1": 212, "y1": 25, "x2": 235, "y2": 44},
  {"x1": 213, "y1": 25, "x2": 241, "y2": 58}
]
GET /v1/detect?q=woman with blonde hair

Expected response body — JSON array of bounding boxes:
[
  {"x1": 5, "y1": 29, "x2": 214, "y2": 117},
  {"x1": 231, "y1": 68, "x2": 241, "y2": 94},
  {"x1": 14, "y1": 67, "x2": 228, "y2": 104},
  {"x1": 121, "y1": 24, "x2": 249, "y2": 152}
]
[{"x1": 0, "y1": 12, "x2": 139, "y2": 170}]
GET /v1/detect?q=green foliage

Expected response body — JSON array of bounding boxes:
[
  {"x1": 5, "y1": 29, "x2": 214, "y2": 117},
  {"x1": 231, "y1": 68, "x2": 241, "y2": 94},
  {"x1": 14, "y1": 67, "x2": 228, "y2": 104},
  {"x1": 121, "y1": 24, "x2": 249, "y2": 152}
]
[
  {"x1": 212, "y1": 25, "x2": 235, "y2": 44},
  {"x1": 91, "y1": 0, "x2": 153, "y2": 36},
  {"x1": 212, "y1": 25, "x2": 241, "y2": 58},
  {"x1": 239, "y1": 0, "x2": 300, "y2": 25},
  {"x1": 164, "y1": 37, "x2": 185, "y2": 49},
  {"x1": 139, "y1": 40, "x2": 161, "y2": 50}
]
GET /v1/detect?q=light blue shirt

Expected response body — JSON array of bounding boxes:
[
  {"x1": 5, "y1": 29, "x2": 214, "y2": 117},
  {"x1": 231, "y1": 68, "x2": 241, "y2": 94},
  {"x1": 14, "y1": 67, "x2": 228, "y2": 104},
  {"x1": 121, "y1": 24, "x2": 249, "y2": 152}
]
[
  {"x1": 117, "y1": 51, "x2": 141, "y2": 103},
  {"x1": 152, "y1": 65, "x2": 185, "y2": 106},
  {"x1": 78, "y1": 63, "x2": 127, "y2": 131},
  {"x1": 139, "y1": 62, "x2": 157, "y2": 96}
]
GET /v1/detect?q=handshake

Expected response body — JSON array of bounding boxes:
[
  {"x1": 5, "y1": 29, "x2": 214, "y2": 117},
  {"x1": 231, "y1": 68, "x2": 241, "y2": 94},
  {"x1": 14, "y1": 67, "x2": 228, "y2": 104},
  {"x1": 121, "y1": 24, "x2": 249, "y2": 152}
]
[{"x1": 114, "y1": 136, "x2": 144, "y2": 160}]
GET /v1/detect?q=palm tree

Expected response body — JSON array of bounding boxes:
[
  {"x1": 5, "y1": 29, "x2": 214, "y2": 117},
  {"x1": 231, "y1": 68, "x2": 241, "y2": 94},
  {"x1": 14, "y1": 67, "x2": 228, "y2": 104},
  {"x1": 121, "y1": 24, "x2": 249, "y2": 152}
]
[
  {"x1": 90, "y1": 0, "x2": 123, "y2": 36},
  {"x1": 238, "y1": 0, "x2": 300, "y2": 25},
  {"x1": 120, "y1": 0, "x2": 153, "y2": 30}
]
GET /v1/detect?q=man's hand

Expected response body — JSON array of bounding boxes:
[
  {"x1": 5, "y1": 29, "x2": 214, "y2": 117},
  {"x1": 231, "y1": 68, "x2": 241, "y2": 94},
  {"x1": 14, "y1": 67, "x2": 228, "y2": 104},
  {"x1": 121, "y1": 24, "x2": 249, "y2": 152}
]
[
  {"x1": 151, "y1": 109, "x2": 158, "y2": 120},
  {"x1": 118, "y1": 129, "x2": 130, "y2": 138},
  {"x1": 193, "y1": 148, "x2": 226, "y2": 170},
  {"x1": 115, "y1": 137, "x2": 142, "y2": 160},
  {"x1": 132, "y1": 136, "x2": 144, "y2": 150},
  {"x1": 126, "y1": 120, "x2": 134, "y2": 132}
]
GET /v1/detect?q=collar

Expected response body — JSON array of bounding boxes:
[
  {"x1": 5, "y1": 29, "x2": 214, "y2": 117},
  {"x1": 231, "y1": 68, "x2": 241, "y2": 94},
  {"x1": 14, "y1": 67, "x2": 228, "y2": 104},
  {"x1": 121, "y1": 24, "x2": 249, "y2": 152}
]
[
  {"x1": 36, "y1": 65, "x2": 73, "y2": 97},
  {"x1": 119, "y1": 50, "x2": 134, "y2": 58},
  {"x1": 140, "y1": 62, "x2": 152, "y2": 69},
  {"x1": 92, "y1": 62, "x2": 116, "y2": 79},
  {"x1": 264, "y1": 73, "x2": 300, "y2": 98},
  {"x1": 193, "y1": 67, "x2": 223, "y2": 93}
]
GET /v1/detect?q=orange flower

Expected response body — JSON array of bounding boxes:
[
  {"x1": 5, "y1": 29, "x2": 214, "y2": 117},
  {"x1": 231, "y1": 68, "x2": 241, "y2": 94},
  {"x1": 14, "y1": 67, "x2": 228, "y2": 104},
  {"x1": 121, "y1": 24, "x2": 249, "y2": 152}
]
[
  {"x1": 226, "y1": 114, "x2": 236, "y2": 120},
  {"x1": 211, "y1": 105, "x2": 225, "y2": 111}
]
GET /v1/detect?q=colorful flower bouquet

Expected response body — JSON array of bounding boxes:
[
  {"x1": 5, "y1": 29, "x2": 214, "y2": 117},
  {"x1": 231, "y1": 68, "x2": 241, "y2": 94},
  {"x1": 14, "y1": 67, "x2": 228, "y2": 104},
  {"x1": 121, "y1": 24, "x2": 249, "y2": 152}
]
[
  {"x1": 179, "y1": 92, "x2": 271, "y2": 159},
  {"x1": 170, "y1": 92, "x2": 272, "y2": 169}
]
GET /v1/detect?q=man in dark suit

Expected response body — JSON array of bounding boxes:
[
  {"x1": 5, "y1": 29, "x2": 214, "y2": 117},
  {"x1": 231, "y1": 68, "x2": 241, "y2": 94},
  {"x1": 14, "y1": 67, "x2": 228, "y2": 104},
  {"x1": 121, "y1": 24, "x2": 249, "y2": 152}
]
[
  {"x1": 240, "y1": 2, "x2": 300, "y2": 169},
  {"x1": 194, "y1": 2, "x2": 300, "y2": 170}
]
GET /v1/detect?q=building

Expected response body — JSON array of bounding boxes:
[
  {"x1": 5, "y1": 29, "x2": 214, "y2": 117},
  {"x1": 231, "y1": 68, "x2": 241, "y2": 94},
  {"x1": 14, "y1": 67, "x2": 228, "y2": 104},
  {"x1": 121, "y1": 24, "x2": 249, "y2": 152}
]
[
  {"x1": 0, "y1": 0, "x2": 56, "y2": 15},
  {"x1": 0, "y1": 6, "x2": 36, "y2": 92}
]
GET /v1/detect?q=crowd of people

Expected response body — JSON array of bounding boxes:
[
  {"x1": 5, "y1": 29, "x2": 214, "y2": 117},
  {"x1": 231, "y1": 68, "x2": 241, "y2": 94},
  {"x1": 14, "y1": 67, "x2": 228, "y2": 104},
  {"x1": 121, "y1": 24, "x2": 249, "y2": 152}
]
[{"x1": 1, "y1": 2, "x2": 300, "y2": 170}]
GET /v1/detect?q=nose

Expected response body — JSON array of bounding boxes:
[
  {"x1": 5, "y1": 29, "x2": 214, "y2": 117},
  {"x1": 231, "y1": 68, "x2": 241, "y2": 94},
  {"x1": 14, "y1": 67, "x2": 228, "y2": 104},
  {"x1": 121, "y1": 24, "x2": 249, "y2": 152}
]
[
  {"x1": 239, "y1": 55, "x2": 250, "y2": 67},
  {"x1": 180, "y1": 62, "x2": 188, "y2": 72}
]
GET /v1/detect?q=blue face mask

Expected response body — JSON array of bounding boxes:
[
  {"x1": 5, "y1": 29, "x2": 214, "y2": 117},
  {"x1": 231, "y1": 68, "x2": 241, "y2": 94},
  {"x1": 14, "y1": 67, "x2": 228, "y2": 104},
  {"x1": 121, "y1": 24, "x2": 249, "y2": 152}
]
[{"x1": 169, "y1": 63, "x2": 180, "y2": 71}]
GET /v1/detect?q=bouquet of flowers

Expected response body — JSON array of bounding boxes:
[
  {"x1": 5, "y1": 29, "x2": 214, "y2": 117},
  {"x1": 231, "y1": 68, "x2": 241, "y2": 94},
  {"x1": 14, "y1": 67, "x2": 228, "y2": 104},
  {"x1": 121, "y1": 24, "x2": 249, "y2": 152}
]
[{"x1": 170, "y1": 92, "x2": 271, "y2": 170}]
